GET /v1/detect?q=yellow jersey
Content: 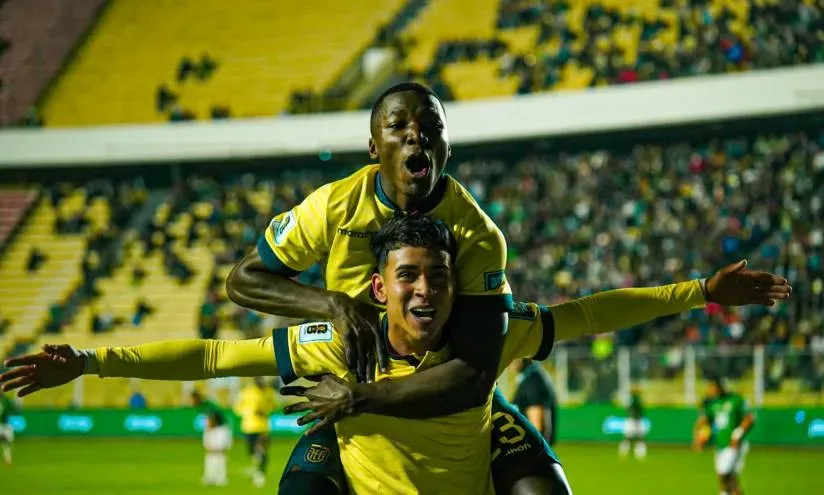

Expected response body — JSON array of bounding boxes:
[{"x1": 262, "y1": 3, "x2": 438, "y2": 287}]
[
  {"x1": 272, "y1": 302, "x2": 554, "y2": 495},
  {"x1": 257, "y1": 164, "x2": 512, "y2": 310},
  {"x1": 233, "y1": 384, "x2": 277, "y2": 434}
]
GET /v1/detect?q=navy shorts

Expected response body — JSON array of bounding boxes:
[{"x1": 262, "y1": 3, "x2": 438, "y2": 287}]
[
  {"x1": 490, "y1": 389, "x2": 562, "y2": 494},
  {"x1": 279, "y1": 425, "x2": 348, "y2": 495}
]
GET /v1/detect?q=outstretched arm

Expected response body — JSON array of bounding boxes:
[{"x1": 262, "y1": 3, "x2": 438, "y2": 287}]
[
  {"x1": 551, "y1": 260, "x2": 791, "y2": 342},
  {"x1": 0, "y1": 338, "x2": 277, "y2": 397}
]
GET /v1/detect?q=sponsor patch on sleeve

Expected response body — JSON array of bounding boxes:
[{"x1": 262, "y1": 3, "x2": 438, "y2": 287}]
[
  {"x1": 298, "y1": 322, "x2": 334, "y2": 344},
  {"x1": 484, "y1": 270, "x2": 506, "y2": 291},
  {"x1": 272, "y1": 210, "x2": 297, "y2": 246}
]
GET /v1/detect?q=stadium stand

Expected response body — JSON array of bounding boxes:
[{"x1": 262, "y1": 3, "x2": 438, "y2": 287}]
[
  {"x1": 0, "y1": 0, "x2": 109, "y2": 126},
  {"x1": 3, "y1": 118, "x2": 821, "y2": 407},
  {"x1": 39, "y1": 0, "x2": 407, "y2": 126}
]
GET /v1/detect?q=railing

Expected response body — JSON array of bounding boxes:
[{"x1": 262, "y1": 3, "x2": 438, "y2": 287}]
[{"x1": 499, "y1": 345, "x2": 824, "y2": 408}]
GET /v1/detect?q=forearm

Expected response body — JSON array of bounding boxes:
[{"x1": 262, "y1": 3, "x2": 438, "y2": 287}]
[
  {"x1": 552, "y1": 280, "x2": 706, "y2": 341},
  {"x1": 88, "y1": 338, "x2": 277, "y2": 380},
  {"x1": 733, "y1": 414, "x2": 755, "y2": 441},
  {"x1": 353, "y1": 358, "x2": 488, "y2": 417},
  {"x1": 353, "y1": 306, "x2": 505, "y2": 418},
  {"x1": 226, "y1": 254, "x2": 337, "y2": 321}
]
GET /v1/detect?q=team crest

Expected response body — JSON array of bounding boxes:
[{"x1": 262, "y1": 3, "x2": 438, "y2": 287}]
[
  {"x1": 304, "y1": 444, "x2": 331, "y2": 464},
  {"x1": 271, "y1": 210, "x2": 297, "y2": 246},
  {"x1": 484, "y1": 270, "x2": 505, "y2": 291},
  {"x1": 298, "y1": 322, "x2": 334, "y2": 344}
]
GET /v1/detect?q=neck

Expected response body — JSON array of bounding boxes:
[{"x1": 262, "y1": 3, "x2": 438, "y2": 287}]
[
  {"x1": 387, "y1": 323, "x2": 430, "y2": 356},
  {"x1": 379, "y1": 175, "x2": 422, "y2": 212}
]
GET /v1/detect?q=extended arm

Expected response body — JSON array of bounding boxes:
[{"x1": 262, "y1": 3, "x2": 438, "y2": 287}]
[{"x1": 0, "y1": 338, "x2": 278, "y2": 397}]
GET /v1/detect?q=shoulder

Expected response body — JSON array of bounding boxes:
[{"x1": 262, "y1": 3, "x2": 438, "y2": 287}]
[
  {"x1": 442, "y1": 175, "x2": 501, "y2": 232},
  {"x1": 324, "y1": 165, "x2": 378, "y2": 219}
]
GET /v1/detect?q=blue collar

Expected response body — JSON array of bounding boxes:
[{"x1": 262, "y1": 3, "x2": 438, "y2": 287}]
[{"x1": 375, "y1": 171, "x2": 448, "y2": 215}]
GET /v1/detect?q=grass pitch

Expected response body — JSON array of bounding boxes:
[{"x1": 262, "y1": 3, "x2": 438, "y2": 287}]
[{"x1": 3, "y1": 437, "x2": 823, "y2": 494}]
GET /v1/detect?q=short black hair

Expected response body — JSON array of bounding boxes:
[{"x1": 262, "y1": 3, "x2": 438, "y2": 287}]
[
  {"x1": 369, "y1": 82, "x2": 445, "y2": 136},
  {"x1": 370, "y1": 213, "x2": 456, "y2": 272},
  {"x1": 208, "y1": 409, "x2": 225, "y2": 427}
]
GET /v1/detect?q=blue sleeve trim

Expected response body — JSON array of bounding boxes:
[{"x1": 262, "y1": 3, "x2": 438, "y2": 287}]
[
  {"x1": 454, "y1": 293, "x2": 514, "y2": 312},
  {"x1": 272, "y1": 327, "x2": 298, "y2": 384},
  {"x1": 534, "y1": 305, "x2": 556, "y2": 361},
  {"x1": 257, "y1": 235, "x2": 302, "y2": 277}
]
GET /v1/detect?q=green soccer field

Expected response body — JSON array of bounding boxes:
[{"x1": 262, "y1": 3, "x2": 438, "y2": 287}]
[{"x1": 3, "y1": 437, "x2": 823, "y2": 494}]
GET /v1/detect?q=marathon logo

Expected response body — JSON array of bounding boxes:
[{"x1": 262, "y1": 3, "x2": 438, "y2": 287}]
[
  {"x1": 298, "y1": 322, "x2": 334, "y2": 344},
  {"x1": 337, "y1": 228, "x2": 374, "y2": 238},
  {"x1": 305, "y1": 444, "x2": 331, "y2": 464}
]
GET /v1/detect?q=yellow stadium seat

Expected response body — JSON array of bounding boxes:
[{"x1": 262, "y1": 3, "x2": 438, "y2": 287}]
[{"x1": 42, "y1": 0, "x2": 406, "y2": 126}]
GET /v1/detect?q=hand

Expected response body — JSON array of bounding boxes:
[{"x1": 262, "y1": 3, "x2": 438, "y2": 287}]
[
  {"x1": 281, "y1": 375, "x2": 359, "y2": 436},
  {"x1": 0, "y1": 344, "x2": 85, "y2": 397},
  {"x1": 329, "y1": 292, "x2": 387, "y2": 383},
  {"x1": 705, "y1": 260, "x2": 792, "y2": 306}
]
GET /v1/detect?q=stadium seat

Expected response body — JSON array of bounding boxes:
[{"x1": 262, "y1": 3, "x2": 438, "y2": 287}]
[{"x1": 40, "y1": 0, "x2": 406, "y2": 126}]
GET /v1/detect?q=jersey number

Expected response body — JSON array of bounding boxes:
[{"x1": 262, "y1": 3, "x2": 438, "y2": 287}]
[{"x1": 491, "y1": 412, "x2": 527, "y2": 461}]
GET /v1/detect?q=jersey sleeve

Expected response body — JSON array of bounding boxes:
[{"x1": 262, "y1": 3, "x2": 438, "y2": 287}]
[
  {"x1": 271, "y1": 321, "x2": 351, "y2": 384},
  {"x1": 497, "y1": 303, "x2": 555, "y2": 373},
  {"x1": 454, "y1": 221, "x2": 513, "y2": 311},
  {"x1": 256, "y1": 184, "x2": 332, "y2": 276}
]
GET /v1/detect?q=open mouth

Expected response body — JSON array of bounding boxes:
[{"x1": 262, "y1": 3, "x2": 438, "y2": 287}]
[
  {"x1": 405, "y1": 153, "x2": 432, "y2": 179},
  {"x1": 409, "y1": 306, "x2": 436, "y2": 322}
]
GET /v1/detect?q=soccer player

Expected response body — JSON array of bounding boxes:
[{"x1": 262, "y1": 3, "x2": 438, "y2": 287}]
[
  {"x1": 511, "y1": 358, "x2": 558, "y2": 446},
  {"x1": 693, "y1": 377, "x2": 755, "y2": 495},
  {"x1": 0, "y1": 215, "x2": 788, "y2": 493},
  {"x1": 202, "y1": 409, "x2": 232, "y2": 486},
  {"x1": 225, "y1": 82, "x2": 789, "y2": 495},
  {"x1": 619, "y1": 387, "x2": 647, "y2": 459},
  {"x1": 227, "y1": 81, "x2": 564, "y2": 494},
  {"x1": 233, "y1": 377, "x2": 277, "y2": 487},
  {"x1": 0, "y1": 390, "x2": 17, "y2": 464}
]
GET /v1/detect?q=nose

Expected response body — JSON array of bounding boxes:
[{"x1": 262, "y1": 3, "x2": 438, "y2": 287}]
[
  {"x1": 405, "y1": 122, "x2": 429, "y2": 147},
  {"x1": 413, "y1": 275, "x2": 435, "y2": 297}
]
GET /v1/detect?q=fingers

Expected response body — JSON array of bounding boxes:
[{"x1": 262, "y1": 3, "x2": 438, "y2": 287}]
[
  {"x1": 16, "y1": 382, "x2": 44, "y2": 398},
  {"x1": 0, "y1": 365, "x2": 35, "y2": 384},
  {"x1": 296, "y1": 410, "x2": 324, "y2": 427},
  {"x1": 365, "y1": 351, "x2": 376, "y2": 384},
  {"x1": 370, "y1": 321, "x2": 389, "y2": 374},
  {"x1": 3, "y1": 353, "x2": 45, "y2": 368},
  {"x1": 1, "y1": 375, "x2": 36, "y2": 393},
  {"x1": 304, "y1": 416, "x2": 332, "y2": 437},
  {"x1": 283, "y1": 402, "x2": 310, "y2": 415},
  {"x1": 279, "y1": 386, "x2": 308, "y2": 397},
  {"x1": 722, "y1": 260, "x2": 747, "y2": 274},
  {"x1": 750, "y1": 296, "x2": 775, "y2": 307}
]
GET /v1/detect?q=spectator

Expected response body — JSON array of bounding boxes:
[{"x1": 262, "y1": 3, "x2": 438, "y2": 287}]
[
  {"x1": 132, "y1": 299, "x2": 154, "y2": 327},
  {"x1": 26, "y1": 247, "x2": 47, "y2": 273}
]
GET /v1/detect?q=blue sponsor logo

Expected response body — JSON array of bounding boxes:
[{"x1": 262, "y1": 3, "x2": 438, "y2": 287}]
[
  {"x1": 270, "y1": 414, "x2": 303, "y2": 434},
  {"x1": 194, "y1": 413, "x2": 208, "y2": 432},
  {"x1": 124, "y1": 415, "x2": 163, "y2": 433},
  {"x1": 602, "y1": 416, "x2": 651, "y2": 435},
  {"x1": 9, "y1": 415, "x2": 26, "y2": 433},
  {"x1": 58, "y1": 415, "x2": 94, "y2": 433},
  {"x1": 808, "y1": 419, "x2": 824, "y2": 439},
  {"x1": 484, "y1": 270, "x2": 505, "y2": 291}
]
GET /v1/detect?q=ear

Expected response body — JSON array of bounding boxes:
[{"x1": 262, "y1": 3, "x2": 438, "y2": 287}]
[
  {"x1": 368, "y1": 138, "x2": 379, "y2": 161},
  {"x1": 371, "y1": 272, "x2": 388, "y2": 304},
  {"x1": 447, "y1": 144, "x2": 452, "y2": 159}
]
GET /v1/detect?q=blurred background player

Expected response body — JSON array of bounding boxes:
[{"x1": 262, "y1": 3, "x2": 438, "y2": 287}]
[
  {"x1": 0, "y1": 391, "x2": 17, "y2": 465},
  {"x1": 619, "y1": 387, "x2": 647, "y2": 460},
  {"x1": 202, "y1": 409, "x2": 232, "y2": 487},
  {"x1": 693, "y1": 377, "x2": 755, "y2": 495},
  {"x1": 234, "y1": 377, "x2": 277, "y2": 487},
  {"x1": 511, "y1": 358, "x2": 558, "y2": 446}
]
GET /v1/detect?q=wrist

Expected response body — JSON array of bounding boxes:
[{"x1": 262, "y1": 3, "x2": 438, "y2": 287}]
[
  {"x1": 350, "y1": 381, "x2": 382, "y2": 415},
  {"x1": 80, "y1": 349, "x2": 99, "y2": 375},
  {"x1": 699, "y1": 278, "x2": 711, "y2": 302}
]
